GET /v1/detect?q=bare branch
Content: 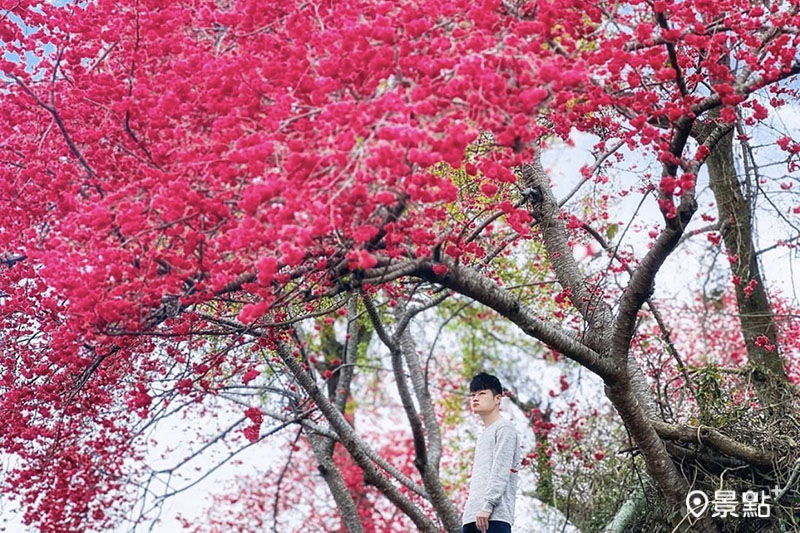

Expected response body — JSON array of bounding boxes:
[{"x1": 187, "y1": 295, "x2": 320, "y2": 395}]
[{"x1": 10, "y1": 74, "x2": 96, "y2": 178}]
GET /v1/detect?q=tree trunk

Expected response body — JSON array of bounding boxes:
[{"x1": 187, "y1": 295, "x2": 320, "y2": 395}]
[
  {"x1": 603, "y1": 487, "x2": 644, "y2": 533},
  {"x1": 397, "y1": 325, "x2": 463, "y2": 532},
  {"x1": 517, "y1": 154, "x2": 713, "y2": 529},
  {"x1": 308, "y1": 433, "x2": 366, "y2": 533},
  {"x1": 696, "y1": 119, "x2": 790, "y2": 406}
]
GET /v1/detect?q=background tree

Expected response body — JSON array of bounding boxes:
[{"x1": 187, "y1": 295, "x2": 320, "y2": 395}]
[{"x1": 1, "y1": 0, "x2": 800, "y2": 532}]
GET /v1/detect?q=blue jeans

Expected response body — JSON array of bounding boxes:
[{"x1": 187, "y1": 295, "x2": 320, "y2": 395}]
[{"x1": 461, "y1": 522, "x2": 512, "y2": 533}]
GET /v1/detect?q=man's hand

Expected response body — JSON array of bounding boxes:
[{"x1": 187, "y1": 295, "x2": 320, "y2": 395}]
[{"x1": 475, "y1": 510, "x2": 491, "y2": 532}]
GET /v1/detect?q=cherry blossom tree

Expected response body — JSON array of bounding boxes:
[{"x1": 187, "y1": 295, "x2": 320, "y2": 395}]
[{"x1": 2, "y1": 0, "x2": 800, "y2": 532}]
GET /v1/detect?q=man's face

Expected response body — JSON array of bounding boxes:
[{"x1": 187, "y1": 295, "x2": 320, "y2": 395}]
[{"x1": 469, "y1": 389, "x2": 499, "y2": 414}]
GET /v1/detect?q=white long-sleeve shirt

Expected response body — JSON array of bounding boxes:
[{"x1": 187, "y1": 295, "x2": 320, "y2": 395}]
[{"x1": 462, "y1": 418, "x2": 521, "y2": 526}]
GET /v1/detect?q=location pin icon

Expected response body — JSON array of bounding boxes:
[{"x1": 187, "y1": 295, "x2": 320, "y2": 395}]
[{"x1": 686, "y1": 490, "x2": 709, "y2": 518}]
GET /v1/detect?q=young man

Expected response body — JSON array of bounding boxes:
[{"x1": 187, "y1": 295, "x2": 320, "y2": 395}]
[{"x1": 462, "y1": 372, "x2": 521, "y2": 533}]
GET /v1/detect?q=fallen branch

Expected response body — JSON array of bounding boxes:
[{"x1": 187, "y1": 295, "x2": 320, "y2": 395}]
[{"x1": 651, "y1": 419, "x2": 773, "y2": 466}]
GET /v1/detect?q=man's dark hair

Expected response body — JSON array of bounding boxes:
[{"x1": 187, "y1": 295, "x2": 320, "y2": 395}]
[{"x1": 469, "y1": 372, "x2": 503, "y2": 397}]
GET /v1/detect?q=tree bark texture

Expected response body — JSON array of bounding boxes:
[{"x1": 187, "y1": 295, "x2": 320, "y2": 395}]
[{"x1": 696, "y1": 119, "x2": 790, "y2": 406}]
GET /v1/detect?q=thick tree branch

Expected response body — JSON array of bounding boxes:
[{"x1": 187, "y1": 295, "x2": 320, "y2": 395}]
[
  {"x1": 694, "y1": 114, "x2": 791, "y2": 405},
  {"x1": 0, "y1": 253, "x2": 26, "y2": 267},
  {"x1": 275, "y1": 340, "x2": 439, "y2": 532},
  {"x1": 614, "y1": 118, "x2": 697, "y2": 370},
  {"x1": 395, "y1": 313, "x2": 461, "y2": 532},
  {"x1": 201, "y1": 314, "x2": 430, "y2": 500},
  {"x1": 605, "y1": 384, "x2": 719, "y2": 533},
  {"x1": 333, "y1": 298, "x2": 359, "y2": 414},
  {"x1": 519, "y1": 151, "x2": 614, "y2": 353},
  {"x1": 307, "y1": 432, "x2": 365, "y2": 533},
  {"x1": 651, "y1": 420, "x2": 773, "y2": 466},
  {"x1": 415, "y1": 260, "x2": 614, "y2": 380},
  {"x1": 364, "y1": 294, "x2": 461, "y2": 532},
  {"x1": 582, "y1": 222, "x2": 700, "y2": 407},
  {"x1": 364, "y1": 297, "x2": 429, "y2": 469}
]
